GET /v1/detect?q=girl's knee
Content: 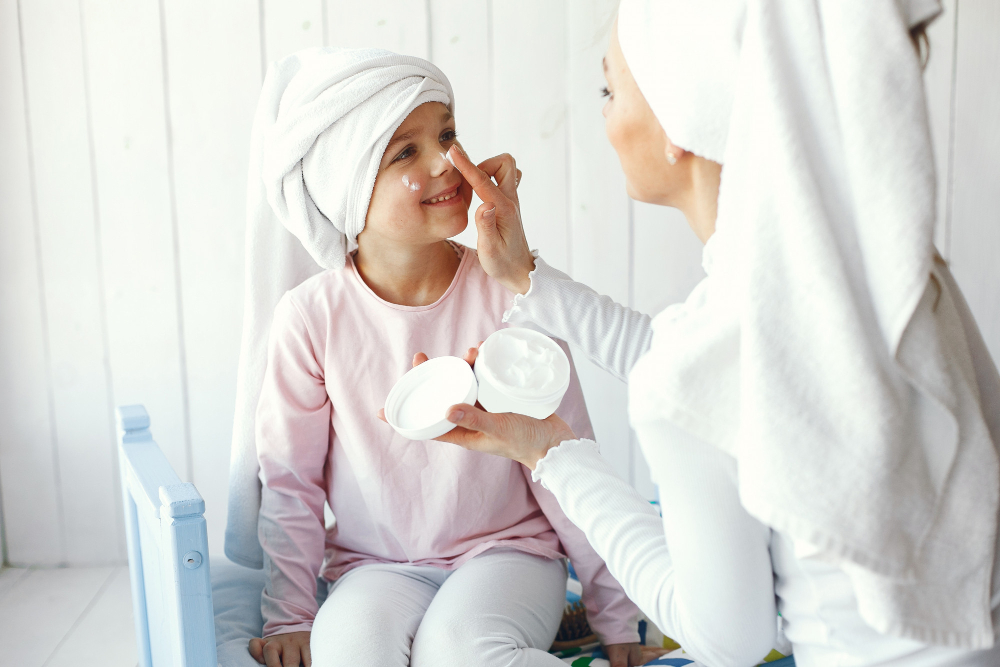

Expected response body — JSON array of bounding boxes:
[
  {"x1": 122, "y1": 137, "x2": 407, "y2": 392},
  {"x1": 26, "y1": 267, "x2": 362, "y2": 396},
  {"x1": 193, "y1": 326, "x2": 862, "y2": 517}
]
[{"x1": 410, "y1": 614, "x2": 537, "y2": 667}]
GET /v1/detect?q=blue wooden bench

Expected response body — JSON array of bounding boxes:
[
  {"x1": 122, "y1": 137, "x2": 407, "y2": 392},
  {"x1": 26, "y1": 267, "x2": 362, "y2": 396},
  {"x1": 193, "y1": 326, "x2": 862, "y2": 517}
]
[
  {"x1": 117, "y1": 404, "x2": 217, "y2": 667},
  {"x1": 115, "y1": 403, "x2": 795, "y2": 667}
]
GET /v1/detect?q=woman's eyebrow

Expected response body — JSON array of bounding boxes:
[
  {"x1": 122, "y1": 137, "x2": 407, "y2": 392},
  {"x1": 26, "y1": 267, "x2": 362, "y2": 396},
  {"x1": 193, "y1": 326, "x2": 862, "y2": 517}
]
[{"x1": 441, "y1": 110, "x2": 453, "y2": 123}]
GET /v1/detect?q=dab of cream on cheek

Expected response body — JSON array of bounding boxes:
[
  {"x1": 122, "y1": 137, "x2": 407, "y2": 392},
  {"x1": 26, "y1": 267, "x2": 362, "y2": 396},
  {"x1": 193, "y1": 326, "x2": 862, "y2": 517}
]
[{"x1": 401, "y1": 174, "x2": 422, "y2": 193}]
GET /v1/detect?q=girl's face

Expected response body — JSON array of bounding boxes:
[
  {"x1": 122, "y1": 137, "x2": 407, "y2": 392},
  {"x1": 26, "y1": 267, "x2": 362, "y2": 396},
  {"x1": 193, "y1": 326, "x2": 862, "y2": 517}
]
[
  {"x1": 362, "y1": 102, "x2": 473, "y2": 247},
  {"x1": 602, "y1": 18, "x2": 679, "y2": 206}
]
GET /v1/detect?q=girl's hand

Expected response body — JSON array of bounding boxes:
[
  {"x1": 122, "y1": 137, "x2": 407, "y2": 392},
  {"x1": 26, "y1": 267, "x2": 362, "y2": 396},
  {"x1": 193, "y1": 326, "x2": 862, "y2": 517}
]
[
  {"x1": 377, "y1": 347, "x2": 576, "y2": 469},
  {"x1": 447, "y1": 145, "x2": 535, "y2": 295},
  {"x1": 606, "y1": 642, "x2": 668, "y2": 667},
  {"x1": 249, "y1": 631, "x2": 311, "y2": 667}
]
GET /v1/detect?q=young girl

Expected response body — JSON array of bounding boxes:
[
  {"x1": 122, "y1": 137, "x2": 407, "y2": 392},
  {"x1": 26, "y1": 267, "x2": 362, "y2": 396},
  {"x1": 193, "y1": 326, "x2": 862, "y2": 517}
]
[{"x1": 239, "y1": 48, "x2": 641, "y2": 667}]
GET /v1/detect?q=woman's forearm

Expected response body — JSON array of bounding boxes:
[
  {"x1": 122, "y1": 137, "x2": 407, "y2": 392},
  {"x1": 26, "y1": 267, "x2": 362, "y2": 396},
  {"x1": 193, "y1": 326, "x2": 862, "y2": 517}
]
[
  {"x1": 532, "y1": 437, "x2": 777, "y2": 666},
  {"x1": 503, "y1": 255, "x2": 653, "y2": 382}
]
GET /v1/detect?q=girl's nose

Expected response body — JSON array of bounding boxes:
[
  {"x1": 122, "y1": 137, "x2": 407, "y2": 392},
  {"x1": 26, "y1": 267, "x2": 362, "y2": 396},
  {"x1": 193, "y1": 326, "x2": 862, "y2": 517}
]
[{"x1": 431, "y1": 151, "x2": 453, "y2": 177}]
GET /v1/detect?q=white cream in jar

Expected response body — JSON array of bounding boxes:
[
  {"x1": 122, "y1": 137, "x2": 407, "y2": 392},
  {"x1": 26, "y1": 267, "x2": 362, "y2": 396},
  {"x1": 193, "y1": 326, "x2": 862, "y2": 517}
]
[{"x1": 474, "y1": 327, "x2": 570, "y2": 419}]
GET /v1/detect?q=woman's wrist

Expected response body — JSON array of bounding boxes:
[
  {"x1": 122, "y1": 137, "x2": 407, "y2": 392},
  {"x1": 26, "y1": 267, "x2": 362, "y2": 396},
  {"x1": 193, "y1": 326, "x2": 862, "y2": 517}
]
[
  {"x1": 503, "y1": 256, "x2": 535, "y2": 296},
  {"x1": 522, "y1": 416, "x2": 575, "y2": 470}
]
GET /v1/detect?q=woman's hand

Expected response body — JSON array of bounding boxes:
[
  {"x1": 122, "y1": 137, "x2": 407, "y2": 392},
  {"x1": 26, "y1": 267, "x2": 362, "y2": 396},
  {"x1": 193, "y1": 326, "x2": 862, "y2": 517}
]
[
  {"x1": 378, "y1": 347, "x2": 576, "y2": 469},
  {"x1": 437, "y1": 399, "x2": 575, "y2": 470},
  {"x1": 447, "y1": 145, "x2": 535, "y2": 295},
  {"x1": 249, "y1": 631, "x2": 311, "y2": 667}
]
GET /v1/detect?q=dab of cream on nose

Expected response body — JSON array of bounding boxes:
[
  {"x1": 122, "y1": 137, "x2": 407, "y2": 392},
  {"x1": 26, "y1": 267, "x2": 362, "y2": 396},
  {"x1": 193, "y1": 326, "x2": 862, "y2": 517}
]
[
  {"x1": 442, "y1": 150, "x2": 457, "y2": 168},
  {"x1": 401, "y1": 175, "x2": 421, "y2": 192}
]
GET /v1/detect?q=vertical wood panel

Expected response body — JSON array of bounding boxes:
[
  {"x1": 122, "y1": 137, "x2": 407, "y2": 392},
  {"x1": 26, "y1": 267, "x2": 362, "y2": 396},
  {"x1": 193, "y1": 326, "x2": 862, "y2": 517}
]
[
  {"x1": 0, "y1": 0, "x2": 63, "y2": 565},
  {"x1": 20, "y1": 0, "x2": 120, "y2": 565},
  {"x1": 80, "y1": 1, "x2": 193, "y2": 561},
  {"x1": 161, "y1": 0, "x2": 263, "y2": 558},
  {"x1": 923, "y1": 0, "x2": 957, "y2": 256},
  {"x1": 950, "y1": 0, "x2": 1000, "y2": 366},
  {"x1": 429, "y1": 0, "x2": 492, "y2": 249},
  {"x1": 263, "y1": 0, "x2": 324, "y2": 63},
  {"x1": 492, "y1": 0, "x2": 570, "y2": 272},
  {"x1": 325, "y1": 0, "x2": 429, "y2": 58},
  {"x1": 566, "y1": 0, "x2": 632, "y2": 483}
]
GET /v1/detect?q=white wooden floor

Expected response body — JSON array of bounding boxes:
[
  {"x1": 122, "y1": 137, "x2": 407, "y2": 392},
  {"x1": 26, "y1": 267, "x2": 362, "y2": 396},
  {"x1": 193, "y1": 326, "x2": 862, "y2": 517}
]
[{"x1": 0, "y1": 565, "x2": 137, "y2": 667}]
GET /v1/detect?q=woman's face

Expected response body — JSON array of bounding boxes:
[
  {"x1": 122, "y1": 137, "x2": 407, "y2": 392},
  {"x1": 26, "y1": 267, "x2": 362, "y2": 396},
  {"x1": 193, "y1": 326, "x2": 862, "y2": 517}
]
[
  {"x1": 602, "y1": 18, "x2": 678, "y2": 206},
  {"x1": 362, "y1": 102, "x2": 473, "y2": 247}
]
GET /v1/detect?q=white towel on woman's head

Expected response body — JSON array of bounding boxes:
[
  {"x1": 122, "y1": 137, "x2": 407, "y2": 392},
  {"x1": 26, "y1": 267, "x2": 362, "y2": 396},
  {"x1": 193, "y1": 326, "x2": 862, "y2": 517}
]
[
  {"x1": 225, "y1": 47, "x2": 454, "y2": 568},
  {"x1": 620, "y1": 0, "x2": 1000, "y2": 649}
]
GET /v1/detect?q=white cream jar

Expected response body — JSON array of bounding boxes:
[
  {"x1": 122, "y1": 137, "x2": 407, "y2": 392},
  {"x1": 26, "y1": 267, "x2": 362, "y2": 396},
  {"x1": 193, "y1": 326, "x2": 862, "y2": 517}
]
[
  {"x1": 383, "y1": 328, "x2": 570, "y2": 440},
  {"x1": 474, "y1": 327, "x2": 570, "y2": 420}
]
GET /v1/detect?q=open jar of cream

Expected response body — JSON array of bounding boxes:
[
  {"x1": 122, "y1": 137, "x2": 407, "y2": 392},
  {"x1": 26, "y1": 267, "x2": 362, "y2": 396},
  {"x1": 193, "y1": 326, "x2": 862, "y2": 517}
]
[
  {"x1": 474, "y1": 327, "x2": 570, "y2": 420},
  {"x1": 383, "y1": 327, "x2": 570, "y2": 440}
]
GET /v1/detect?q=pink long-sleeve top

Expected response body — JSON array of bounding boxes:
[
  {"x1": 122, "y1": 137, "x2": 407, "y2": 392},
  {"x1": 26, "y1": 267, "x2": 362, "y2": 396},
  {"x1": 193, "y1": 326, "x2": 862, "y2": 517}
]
[{"x1": 255, "y1": 244, "x2": 639, "y2": 642}]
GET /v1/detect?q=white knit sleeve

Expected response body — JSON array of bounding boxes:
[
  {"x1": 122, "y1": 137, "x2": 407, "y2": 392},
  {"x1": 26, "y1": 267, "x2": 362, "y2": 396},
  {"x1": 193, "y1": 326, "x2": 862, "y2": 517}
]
[
  {"x1": 532, "y1": 430, "x2": 777, "y2": 666},
  {"x1": 503, "y1": 254, "x2": 653, "y2": 382}
]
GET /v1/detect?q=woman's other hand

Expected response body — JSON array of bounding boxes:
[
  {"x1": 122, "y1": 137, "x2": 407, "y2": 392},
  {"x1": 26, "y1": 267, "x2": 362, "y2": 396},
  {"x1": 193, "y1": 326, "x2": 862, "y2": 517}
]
[
  {"x1": 447, "y1": 145, "x2": 535, "y2": 295},
  {"x1": 378, "y1": 347, "x2": 576, "y2": 469},
  {"x1": 249, "y1": 631, "x2": 311, "y2": 667},
  {"x1": 437, "y1": 401, "x2": 575, "y2": 470}
]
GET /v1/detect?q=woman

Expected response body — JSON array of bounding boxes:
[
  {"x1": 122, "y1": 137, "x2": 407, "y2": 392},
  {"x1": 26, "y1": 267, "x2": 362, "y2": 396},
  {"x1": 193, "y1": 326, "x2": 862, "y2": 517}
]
[{"x1": 428, "y1": 1, "x2": 1000, "y2": 665}]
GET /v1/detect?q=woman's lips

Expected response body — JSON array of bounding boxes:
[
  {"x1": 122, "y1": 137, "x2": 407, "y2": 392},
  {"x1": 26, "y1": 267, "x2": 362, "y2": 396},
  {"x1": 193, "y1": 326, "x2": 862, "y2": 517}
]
[{"x1": 421, "y1": 184, "x2": 462, "y2": 206}]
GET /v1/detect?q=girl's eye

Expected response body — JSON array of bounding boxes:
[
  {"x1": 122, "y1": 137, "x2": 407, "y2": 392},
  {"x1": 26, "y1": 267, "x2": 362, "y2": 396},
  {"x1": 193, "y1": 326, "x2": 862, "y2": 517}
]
[
  {"x1": 600, "y1": 86, "x2": 612, "y2": 98},
  {"x1": 440, "y1": 129, "x2": 458, "y2": 142},
  {"x1": 393, "y1": 146, "x2": 415, "y2": 163}
]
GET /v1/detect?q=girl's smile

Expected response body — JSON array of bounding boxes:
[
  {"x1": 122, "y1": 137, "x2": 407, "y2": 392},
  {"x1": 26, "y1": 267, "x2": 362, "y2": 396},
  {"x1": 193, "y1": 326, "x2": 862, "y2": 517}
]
[{"x1": 421, "y1": 183, "x2": 462, "y2": 206}]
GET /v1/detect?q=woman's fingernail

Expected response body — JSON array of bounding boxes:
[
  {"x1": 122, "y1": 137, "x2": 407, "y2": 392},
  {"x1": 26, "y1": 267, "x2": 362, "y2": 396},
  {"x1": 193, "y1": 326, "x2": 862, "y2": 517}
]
[
  {"x1": 483, "y1": 206, "x2": 496, "y2": 218},
  {"x1": 448, "y1": 410, "x2": 465, "y2": 422}
]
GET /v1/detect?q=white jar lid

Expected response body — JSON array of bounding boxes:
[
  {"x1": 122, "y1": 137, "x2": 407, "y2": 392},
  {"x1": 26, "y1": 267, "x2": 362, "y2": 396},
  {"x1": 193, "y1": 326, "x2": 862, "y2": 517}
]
[{"x1": 384, "y1": 356, "x2": 478, "y2": 441}]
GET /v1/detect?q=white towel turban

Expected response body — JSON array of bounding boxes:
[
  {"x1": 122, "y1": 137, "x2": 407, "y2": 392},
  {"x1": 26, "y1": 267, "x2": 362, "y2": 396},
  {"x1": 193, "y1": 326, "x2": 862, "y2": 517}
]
[
  {"x1": 621, "y1": 0, "x2": 1000, "y2": 649},
  {"x1": 226, "y1": 48, "x2": 454, "y2": 569}
]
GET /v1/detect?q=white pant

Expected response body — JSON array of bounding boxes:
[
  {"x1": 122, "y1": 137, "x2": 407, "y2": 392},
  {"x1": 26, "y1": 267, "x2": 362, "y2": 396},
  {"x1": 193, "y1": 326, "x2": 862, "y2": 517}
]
[{"x1": 310, "y1": 548, "x2": 568, "y2": 666}]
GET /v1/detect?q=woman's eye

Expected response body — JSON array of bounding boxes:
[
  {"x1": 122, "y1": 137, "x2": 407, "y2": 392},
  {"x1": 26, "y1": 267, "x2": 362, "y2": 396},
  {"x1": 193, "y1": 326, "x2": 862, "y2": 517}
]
[
  {"x1": 440, "y1": 129, "x2": 458, "y2": 142},
  {"x1": 600, "y1": 86, "x2": 612, "y2": 98}
]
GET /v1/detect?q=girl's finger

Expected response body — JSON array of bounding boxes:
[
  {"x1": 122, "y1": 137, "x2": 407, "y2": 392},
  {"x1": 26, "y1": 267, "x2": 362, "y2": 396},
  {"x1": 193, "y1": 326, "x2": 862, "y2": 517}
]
[
  {"x1": 249, "y1": 638, "x2": 266, "y2": 664},
  {"x1": 282, "y1": 644, "x2": 300, "y2": 667},
  {"x1": 462, "y1": 346, "x2": 480, "y2": 367},
  {"x1": 263, "y1": 641, "x2": 282, "y2": 667},
  {"x1": 412, "y1": 352, "x2": 429, "y2": 367}
]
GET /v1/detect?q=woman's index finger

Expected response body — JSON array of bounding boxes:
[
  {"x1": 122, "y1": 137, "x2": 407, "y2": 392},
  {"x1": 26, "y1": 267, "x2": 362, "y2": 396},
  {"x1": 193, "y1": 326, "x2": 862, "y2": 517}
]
[{"x1": 448, "y1": 145, "x2": 503, "y2": 203}]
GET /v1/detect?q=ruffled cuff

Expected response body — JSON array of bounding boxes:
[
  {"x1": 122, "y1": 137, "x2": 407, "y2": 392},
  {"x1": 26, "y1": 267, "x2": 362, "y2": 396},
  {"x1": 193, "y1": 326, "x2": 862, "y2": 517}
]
[
  {"x1": 502, "y1": 250, "x2": 548, "y2": 325},
  {"x1": 530, "y1": 439, "x2": 601, "y2": 489}
]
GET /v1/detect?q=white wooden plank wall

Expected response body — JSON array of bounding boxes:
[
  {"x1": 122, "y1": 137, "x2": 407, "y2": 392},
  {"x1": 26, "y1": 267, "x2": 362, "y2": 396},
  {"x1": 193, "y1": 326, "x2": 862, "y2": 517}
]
[{"x1": 1, "y1": 0, "x2": 997, "y2": 566}]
